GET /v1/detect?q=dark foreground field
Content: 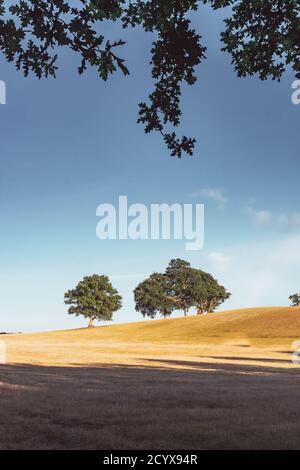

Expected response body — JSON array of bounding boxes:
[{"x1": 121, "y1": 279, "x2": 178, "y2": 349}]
[
  {"x1": 1, "y1": 360, "x2": 300, "y2": 449},
  {"x1": 2, "y1": 307, "x2": 300, "y2": 449}
]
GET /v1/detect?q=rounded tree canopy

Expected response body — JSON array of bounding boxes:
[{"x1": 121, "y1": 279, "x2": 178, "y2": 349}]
[
  {"x1": 134, "y1": 273, "x2": 174, "y2": 319},
  {"x1": 134, "y1": 259, "x2": 231, "y2": 318},
  {"x1": 64, "y1": 274, "x2": 122, "y2": 325}
]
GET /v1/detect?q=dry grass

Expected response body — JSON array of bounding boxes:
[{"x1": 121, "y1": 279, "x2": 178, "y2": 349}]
[{"x1": 2, "y1": 306, "x2": 300, "y2": 449}]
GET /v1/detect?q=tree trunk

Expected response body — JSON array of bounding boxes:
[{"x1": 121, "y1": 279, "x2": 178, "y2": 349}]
[
  {"x1": 88, "y1": 318, "x2": 94, "y2": 328},
  {"x1": 197, "y1": 304, "x2": 204, "y2": 315},
  {"x1": 184, "y1": 309, "x2": 188, "y2": 317}
]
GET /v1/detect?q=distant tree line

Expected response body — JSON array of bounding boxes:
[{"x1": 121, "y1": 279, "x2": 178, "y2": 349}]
[
  {"x1": 64, "y1": 265, "x2": 300, "y2": 328},
  {"x1": 64, "y1": 259, "x2": 231, "y2": 327}
]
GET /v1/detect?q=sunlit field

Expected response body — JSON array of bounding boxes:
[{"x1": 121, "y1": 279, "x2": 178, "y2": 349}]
[{"x1": 2, "y1": 306, "x2": 300, "y2": 449}]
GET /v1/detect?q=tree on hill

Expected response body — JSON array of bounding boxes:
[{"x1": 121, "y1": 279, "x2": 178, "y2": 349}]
[
  {"x1": 189, "y1": 269, "x2": 212, "y2": 314},
  {"x1": 134, "y1": 259, "x2": 231, "y2": 318},
  {"x1": 165, "y1": 259, "x2": 196, "y2": 316},
  {"x1": 203, "y1": 278, "x2": 231, "y2": 313},
  {"x1": 64, "y1": 274, "x2": 122, "y2": 327},
  {"x1": 0, "y1": 1, "x2": 298, "y2": 157},
  {"x1": 186, "y1": 269, "x2": 231, "y2": 314},
  {"x1": 134, "y1": 273, "x2": 174, "y2": 318},
  {"x1": 289, "y1": 293, "x2": 300, "y2": 307}
]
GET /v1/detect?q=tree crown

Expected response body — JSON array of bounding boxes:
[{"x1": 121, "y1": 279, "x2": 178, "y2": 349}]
[
  {"x1": 64, "y1": 274, "x2": 122, "y2": 322},
  {"x1": 134, "y1": 259, "x2": 231, "y2": 318}
]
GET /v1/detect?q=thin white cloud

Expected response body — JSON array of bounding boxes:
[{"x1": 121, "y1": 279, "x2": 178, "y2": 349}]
[
  {"x1": 204, "y1": 234, "x2": 300, "y2": 309},
  {"x1": 277, "y1": 213, "x2": 300, "y2": 231},
  {"x1": 247, "y1": 207, "x2": 273, "y2": 225},
  {"x1": 191, "y1": 188, "x2": 227, "y2": 207},
  {"x1": 247, "y1": 204, "x2": 300, "y2": 231},
  {"x1": 209, "y1": 252, "x2": 232, "y2": 266}
]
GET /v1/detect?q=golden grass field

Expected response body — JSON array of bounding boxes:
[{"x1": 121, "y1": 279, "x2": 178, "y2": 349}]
[{"x1": 2, "y1": 306, "x2": 300, "y2": 449}]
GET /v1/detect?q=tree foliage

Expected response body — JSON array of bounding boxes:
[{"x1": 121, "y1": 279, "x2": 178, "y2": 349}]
[
  {"x1": 134, "y1": 258, "x2": 231, "y2": 318},
  {"x1": 134, "y1": 272, "x2": 175, "y2": 318},
  {"x1": 165, "y1": 259, "x2": 198, "y2": 315},
  {"x1": 191, "y1": 269, "x2": 231, "y2": 314},
  {"x1": 0, "y1": 0, "x2": 298, "y2": 157},
  {"x1": 64, "y1": 274, "x2": 122, "y2": 326},
  {"x1": 289, "y1": 293, "x2": 300, "y2": 306}
]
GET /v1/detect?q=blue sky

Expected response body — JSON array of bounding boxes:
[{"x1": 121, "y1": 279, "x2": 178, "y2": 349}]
[{"x1": 0, "y1": 5, "x2": 299, "y2": 331}]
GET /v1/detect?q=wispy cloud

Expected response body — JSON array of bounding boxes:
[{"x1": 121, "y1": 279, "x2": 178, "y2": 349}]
[
  {"x1": 209, "y1": 252, "x2": 232, "y2": 266},
  {"x1": 277, "y1": 213, "x2": 300, "y2": 231},
  {"x1": 204, "y1": 234, "x2": 300, "y2": 309},
  {"x1": 246, "y1": 206, "x2": 272, "y2": 225},
  {"x1": 246, "y1": 204, "x2": 300, "y2": 231},
  {"x1": 191, "y1": 188, "x2": 227, "y2": 207}
]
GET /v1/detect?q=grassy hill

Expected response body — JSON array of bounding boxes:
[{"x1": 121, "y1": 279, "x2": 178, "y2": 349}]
[{"x1": 5, "y1": 306, "x2": 300, "y2": 351}]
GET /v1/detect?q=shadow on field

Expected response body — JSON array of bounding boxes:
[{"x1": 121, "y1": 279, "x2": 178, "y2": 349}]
[
  {"x1": 144, "y1": 357, "x2": 296, "y2": 373},
  {"x1": 209, "y1": 356, "x2": 292, "y2": 364},
  {"x1": 1, "y1": 361, "x2": 300, "y2": 450}
]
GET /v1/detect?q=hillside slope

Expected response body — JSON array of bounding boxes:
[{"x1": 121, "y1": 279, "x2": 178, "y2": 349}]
[
  {"x1": 3, "y1": 306, "x2": 300, "y2": 367},
  {"x1": 6, "y1": 306, "x2": 300, "y2": 345}
]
